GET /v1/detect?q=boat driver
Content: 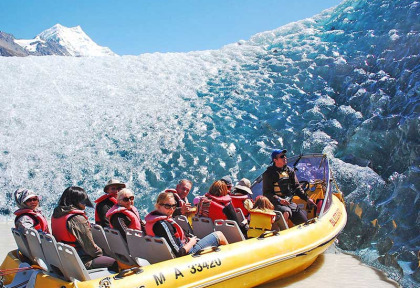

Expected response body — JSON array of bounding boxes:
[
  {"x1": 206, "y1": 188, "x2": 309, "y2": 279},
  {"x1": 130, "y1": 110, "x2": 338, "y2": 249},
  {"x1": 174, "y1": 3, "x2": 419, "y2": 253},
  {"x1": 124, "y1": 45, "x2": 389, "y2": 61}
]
[{"x1": 262, "y1": 149, "x2": 315, "y2": 225}]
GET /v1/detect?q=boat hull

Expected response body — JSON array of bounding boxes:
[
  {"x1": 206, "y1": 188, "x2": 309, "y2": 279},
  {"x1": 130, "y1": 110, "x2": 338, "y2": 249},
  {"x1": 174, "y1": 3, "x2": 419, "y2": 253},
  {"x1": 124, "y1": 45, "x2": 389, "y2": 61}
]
[{"x1": 1, "y1": 195, "x2": 346, "y2": 288}]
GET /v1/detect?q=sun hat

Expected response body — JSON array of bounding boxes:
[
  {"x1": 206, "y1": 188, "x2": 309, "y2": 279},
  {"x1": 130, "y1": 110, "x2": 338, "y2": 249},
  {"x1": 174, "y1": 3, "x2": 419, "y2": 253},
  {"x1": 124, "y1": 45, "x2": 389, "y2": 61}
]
[
  {"x1": 271, "y1": 149, "x2": 287, "y2": 161},
  {"x1": 14, "y1": 188, "x2": 38, "y2": 209},
  {"x1": 234, "y1": 178, "x2": 253, "y2": 195},
  {"x1": 104, "y1": 179, "x2": 126, "y2": 192},
  {"x1": 220, "y1": 176, "x2": 233, "y2": 187}
]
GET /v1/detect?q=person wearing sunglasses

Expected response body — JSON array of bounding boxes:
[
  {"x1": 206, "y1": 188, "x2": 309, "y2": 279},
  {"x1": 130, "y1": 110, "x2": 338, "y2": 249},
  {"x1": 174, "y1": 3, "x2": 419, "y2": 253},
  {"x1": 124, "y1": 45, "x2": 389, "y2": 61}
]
[
  {"x1": 262, "y1": 149, "x2": 315, "y2": 225},
  {"x1": 52, "y1": 186, "x2": 118, "y2": 271},
  {"x1": 106, "y1": 188, "x2": 143, "y2": 240},
  {"x1": 145, "y1": 191, "x2": 228, "y2": 257},
  {"x1": 94, "y1": 179, "x2": 126, "y2": 227},
  {"x1": 14, "y1": 188, "x2": 49, "y2": 233}
]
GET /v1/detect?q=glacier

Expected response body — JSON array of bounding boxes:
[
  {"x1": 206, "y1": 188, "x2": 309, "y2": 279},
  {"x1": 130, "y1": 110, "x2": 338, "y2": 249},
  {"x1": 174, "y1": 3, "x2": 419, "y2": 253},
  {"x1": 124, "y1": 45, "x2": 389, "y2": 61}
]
[{"x1": 0, "y1": 0, "x2": 418, "y2": 286}]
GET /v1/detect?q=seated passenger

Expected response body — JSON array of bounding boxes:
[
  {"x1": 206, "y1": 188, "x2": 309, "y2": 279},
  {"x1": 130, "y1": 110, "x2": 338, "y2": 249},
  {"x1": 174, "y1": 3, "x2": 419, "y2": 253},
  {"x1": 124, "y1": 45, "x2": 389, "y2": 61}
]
[
  {"x1": 145, "y1": 191, "x2": 228, "y2": 257},
  {"x1": 94, "y1": 179, "x2": 126, "y2": 227},
  {"x1": 248, "y1": 196, "x2": 286, "y2": 238},
  {"x1": 220, "y1": 175, "x2": 233, "y2": 194},
  {"x1": 196, "y1": 180, "x2": 248, "y2": 234},
  {"x1": 14, "y1": 188, "x2": 49, "y2": 233},
  {"x1": 52, "y1": 186, "x2": 118, "y2": 271},
  {"x1": 230, "y1": 178, "x2": 254, "y2": 218},
  {"x1": 166, "y1": 179, "x2": 193, "y2": 217},
  {"x1": 106, "y1": 188, "x2": 143, "y2": 240}
]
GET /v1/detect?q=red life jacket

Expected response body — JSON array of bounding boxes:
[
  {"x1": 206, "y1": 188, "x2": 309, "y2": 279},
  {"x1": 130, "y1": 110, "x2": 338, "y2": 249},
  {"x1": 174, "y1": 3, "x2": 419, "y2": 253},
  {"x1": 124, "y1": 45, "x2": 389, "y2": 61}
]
[
  {"x1": 105, "y1": 205, "x2": 142, "y2": 231},
  {"x1": 51, "y1": 210, "x2": 88, "y2": 247},
  {"x1": 14, "y1": 209, "x2": 50, "y2": 233},
  {"x1": 165, "y1": 189, "x2": 187, "y2": 207},
  {"x1": 144, "y1": 211, "x2": 186, "y2": 243},
  {"x1": 196, "y1": 193, "x2": 232, "y2": 222},
  {"x1": 94, "y1": 194, "x2": 117, "y2": 223},
  {"x1": 230, "y1": 194, "x2": 251, "y2": 217}
]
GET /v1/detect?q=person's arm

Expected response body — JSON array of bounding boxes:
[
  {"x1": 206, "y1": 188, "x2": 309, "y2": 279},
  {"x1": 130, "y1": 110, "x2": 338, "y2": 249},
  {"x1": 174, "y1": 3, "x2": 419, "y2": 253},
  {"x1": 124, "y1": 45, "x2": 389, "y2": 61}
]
[
  {"x1": 97, "y1": 202, "x2": 111, "y2": 227},
  {"x1": 15, "y1": 215, "x2": 35, "y2": 232},
  {"x1": 153, "y1": 220, "x2": 188, "y2": 257},
  {"x1": 289, "y1": 169, "x2": 308, "y2": 201},
  {"x1": 110, "y1": 214, "x2": 130, "y2": 239},
  {"x1": 223, "y1": 203, "x2": 248, "y2": 234},
  {"x1": 68, "y1": 215, "x2": 102, "y2": 258}
]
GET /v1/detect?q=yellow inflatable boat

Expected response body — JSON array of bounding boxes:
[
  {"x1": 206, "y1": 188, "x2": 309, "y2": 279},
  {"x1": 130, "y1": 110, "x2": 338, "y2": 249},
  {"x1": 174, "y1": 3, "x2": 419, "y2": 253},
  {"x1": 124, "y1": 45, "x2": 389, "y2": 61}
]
[{"x1": 0, "y1": 154, "x2": 347, "y2": 288}]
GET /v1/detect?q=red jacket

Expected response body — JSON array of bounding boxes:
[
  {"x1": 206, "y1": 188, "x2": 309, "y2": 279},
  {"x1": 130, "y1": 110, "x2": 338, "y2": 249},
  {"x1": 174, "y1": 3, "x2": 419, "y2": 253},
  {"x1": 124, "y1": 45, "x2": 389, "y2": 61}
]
[
  {"x1": 94, "y1": 193, "x2": 117, "y2": 223},
  {"x1": 14, "y1": 209, "x2": 50, "y2": 233},
  {"x1": 51, "y1": 210, "x2": 88, "y2": 247},
  {"x1": 106, "y1": 205, "x2": 142, "y2": 231},
  {"x1": 144, "y1": 212, "x2": 186, "y2": 243},
  {"x1": 196, "y1": 193, "x2": 232, "y2": 222}
]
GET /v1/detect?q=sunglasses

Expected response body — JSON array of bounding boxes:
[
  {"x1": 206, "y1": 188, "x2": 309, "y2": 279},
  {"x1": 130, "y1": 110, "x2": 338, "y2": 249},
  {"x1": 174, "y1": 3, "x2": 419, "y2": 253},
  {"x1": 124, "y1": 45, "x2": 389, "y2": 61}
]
[
  {"x1": 160, "y1": 203, "x2": 177, "y2": 209},
  {"x1": 277, "y1": 154, "x2": 286, "y2": 159},
  {"x1": 122, "y1": 196, "x2": 134, "y2": 202},
  {"x1": 25, "y1": 197, "x2": 39, "y2": 203}
]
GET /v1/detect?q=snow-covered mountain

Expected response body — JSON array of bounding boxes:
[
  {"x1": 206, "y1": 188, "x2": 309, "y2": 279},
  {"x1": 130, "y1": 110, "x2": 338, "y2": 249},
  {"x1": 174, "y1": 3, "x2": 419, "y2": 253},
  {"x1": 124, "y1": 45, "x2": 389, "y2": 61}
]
[{"x1": 1, "y1": 24, "x2": 116, "y2": 57}]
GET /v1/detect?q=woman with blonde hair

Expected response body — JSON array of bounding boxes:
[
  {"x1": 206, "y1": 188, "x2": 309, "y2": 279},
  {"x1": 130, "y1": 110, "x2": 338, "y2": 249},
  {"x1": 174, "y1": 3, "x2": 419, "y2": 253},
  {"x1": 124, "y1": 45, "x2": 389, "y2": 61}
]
[
  {"x1": 106, "y1": 188, "x2": 143, "y2": 240},
  {"x1": 145, "y1": 191, "x2": 228, "y2": 257}
]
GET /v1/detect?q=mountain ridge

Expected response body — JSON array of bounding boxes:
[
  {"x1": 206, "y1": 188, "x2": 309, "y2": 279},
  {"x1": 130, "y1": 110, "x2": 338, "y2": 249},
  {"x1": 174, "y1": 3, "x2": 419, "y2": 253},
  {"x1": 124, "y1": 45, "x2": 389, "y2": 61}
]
[{"x1": 0, "y1": 24, "x2": 116, "y2": 57}]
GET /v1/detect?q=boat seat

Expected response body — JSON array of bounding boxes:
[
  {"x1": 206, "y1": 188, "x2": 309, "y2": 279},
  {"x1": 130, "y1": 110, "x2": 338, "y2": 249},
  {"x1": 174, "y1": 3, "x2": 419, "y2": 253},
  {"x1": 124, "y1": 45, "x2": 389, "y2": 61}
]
[
  {"x1": 126, "y1": 229, "x2": 174, "y2": 264},
  {"x1": 214, "y1": 220, "x2": 245, "y2": 243},
  {"x1": 25, "y1": 228, "x2": 49, "y2": 271},
  {"x1": 11, "y1": 228, "x2": 33, "y2": 262},
  {"x1": 173, "y1": 215, "x2": 193, "y2": 235},
  {"x1": 273, "y1": 211, "x2": 289, "y2": 231},
  {"x1": 39, "y1": 233, "x2": 70, "y2": 279},
  {"x1": 56, "y1": 242, "x2": 115, "y2": 282},
  {"x1": 91, "y1": 223, "x2": 116, "y2": 258},
  {"x1": 191, "y1": 216, "x2": 214, "y2": 239},
  {"x1": 103, "y1": 227, "x2": 137, "y2": 266},
  {"x1": 235, "y1": 208, "x2": 246, "y2": 224}
]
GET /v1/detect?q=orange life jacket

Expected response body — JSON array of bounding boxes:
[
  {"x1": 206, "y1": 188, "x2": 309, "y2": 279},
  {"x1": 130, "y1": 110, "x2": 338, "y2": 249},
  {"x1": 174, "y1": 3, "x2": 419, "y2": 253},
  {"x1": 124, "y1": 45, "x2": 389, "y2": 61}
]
[
  {"x1": 230, "y1": 194, "x2": 251, "y2": 217},
  {"x1": 94, "y1": 193, "x2": 117, "y2": 223},
  {"x1": 144, "y1": 211, "x2": 186, "y2": 243},
  {"x1": 14, "y1": 209, "x2": 50, "y2": 233},
  {"x1": 51, "y1": 210, "x2": 88, "y2": 247},
  {"x1": 196, "y1": 193, "x2": 232, "y2": 222},
  {"x1": 105, "y1": 205, "x2": 142, "y2": 231}
]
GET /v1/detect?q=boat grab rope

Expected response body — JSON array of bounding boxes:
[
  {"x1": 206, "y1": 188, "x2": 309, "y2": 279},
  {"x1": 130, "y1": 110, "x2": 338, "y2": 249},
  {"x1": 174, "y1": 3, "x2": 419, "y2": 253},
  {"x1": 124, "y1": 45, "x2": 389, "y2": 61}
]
[{"x1": 0, "y1": 265, "x2": 41, "y2": 276}]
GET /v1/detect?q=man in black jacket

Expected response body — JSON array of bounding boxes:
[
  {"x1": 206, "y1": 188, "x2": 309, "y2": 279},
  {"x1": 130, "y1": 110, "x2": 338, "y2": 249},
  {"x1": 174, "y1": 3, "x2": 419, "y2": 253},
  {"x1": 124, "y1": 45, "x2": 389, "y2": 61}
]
[{"x1": 262, "y1": 149, "x2": 315, "y2": 225}]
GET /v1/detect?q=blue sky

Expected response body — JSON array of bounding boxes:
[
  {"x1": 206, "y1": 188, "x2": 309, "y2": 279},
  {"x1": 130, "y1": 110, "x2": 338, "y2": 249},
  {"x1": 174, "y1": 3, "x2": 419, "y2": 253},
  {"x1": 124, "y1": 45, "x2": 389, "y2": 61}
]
[{"x1": 0, "y1": 0, "x2": 342, "y2": 55}]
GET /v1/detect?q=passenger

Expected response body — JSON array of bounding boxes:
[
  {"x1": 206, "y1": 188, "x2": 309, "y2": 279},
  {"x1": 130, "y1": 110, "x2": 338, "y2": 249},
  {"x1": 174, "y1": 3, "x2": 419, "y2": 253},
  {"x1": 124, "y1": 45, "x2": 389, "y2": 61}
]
[
  {"x1": 94, "y1": 179, "x2": 126, "y2": 227},
  {"x1": 262, "y1": 149, "x2": 315, "y2": 225},
  {"x1": 106, "y1": 188, "x2": 143, "y2": 240},
  {"x1": 145, "y1": 191, "x2": 228, "y2": 257},
  {"x1": 247, "y1": 196, "x2": 284, "y2": 238},
  {"x1": 220, "y1": 175, "x2": 233, "y2": 194},
  {"x1": 14, "y1": 188, "x2": 49, "y2": 233},
  {"x1": 51, "y1": 186, "x2": 118, "y2": 271},
  {"x1": 168, "y1": 179, "x2": 193, "y2": 217},
  {"x1": 196, "y1": 180, "x2": 248, "y2": 234},
  {"x1": 230, "y1": 178, "x2": 254, "y2": 218}
]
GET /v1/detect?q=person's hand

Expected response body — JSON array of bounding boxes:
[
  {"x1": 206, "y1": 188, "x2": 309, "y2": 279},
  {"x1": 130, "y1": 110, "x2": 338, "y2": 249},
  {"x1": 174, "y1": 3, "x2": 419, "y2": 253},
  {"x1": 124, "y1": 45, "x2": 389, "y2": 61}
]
[
  {"x1": 181, "y1": 202, "x2": 192, "y2": 214},
  {"x1": 280, "y1": 199, "x2": 290, "y2": 205},
  {"x1": 307, "y1": 198, "x2": 316, "y2": 208},
  {"x1": 189, "y1": 236, "x2": 198, "y2": 246}
]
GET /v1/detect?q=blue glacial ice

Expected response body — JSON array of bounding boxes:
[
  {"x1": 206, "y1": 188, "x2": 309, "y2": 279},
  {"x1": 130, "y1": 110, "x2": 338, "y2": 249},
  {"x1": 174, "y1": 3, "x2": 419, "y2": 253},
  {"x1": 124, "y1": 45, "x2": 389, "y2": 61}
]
[{"x1": 0, "y1": 0, "x2": 418, "y2": 286}]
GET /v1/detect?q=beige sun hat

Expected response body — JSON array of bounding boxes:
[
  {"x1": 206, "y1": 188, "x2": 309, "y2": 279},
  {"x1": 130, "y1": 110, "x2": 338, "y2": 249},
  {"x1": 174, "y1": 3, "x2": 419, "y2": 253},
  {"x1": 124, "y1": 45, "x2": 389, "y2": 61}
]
[
  {"x1": 234, "y1": 178, "x2": 253, "y2": 195},
  {"x1": 104, "y1": 179, "x2": 126, "y2": 192}
]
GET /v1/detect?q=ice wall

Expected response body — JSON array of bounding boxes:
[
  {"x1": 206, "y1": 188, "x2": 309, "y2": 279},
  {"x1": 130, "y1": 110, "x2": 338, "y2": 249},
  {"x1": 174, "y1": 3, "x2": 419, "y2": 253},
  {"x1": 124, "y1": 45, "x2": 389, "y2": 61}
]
[{"x1": 0, "y1": 0, "x2": 418, "y2": 286}]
